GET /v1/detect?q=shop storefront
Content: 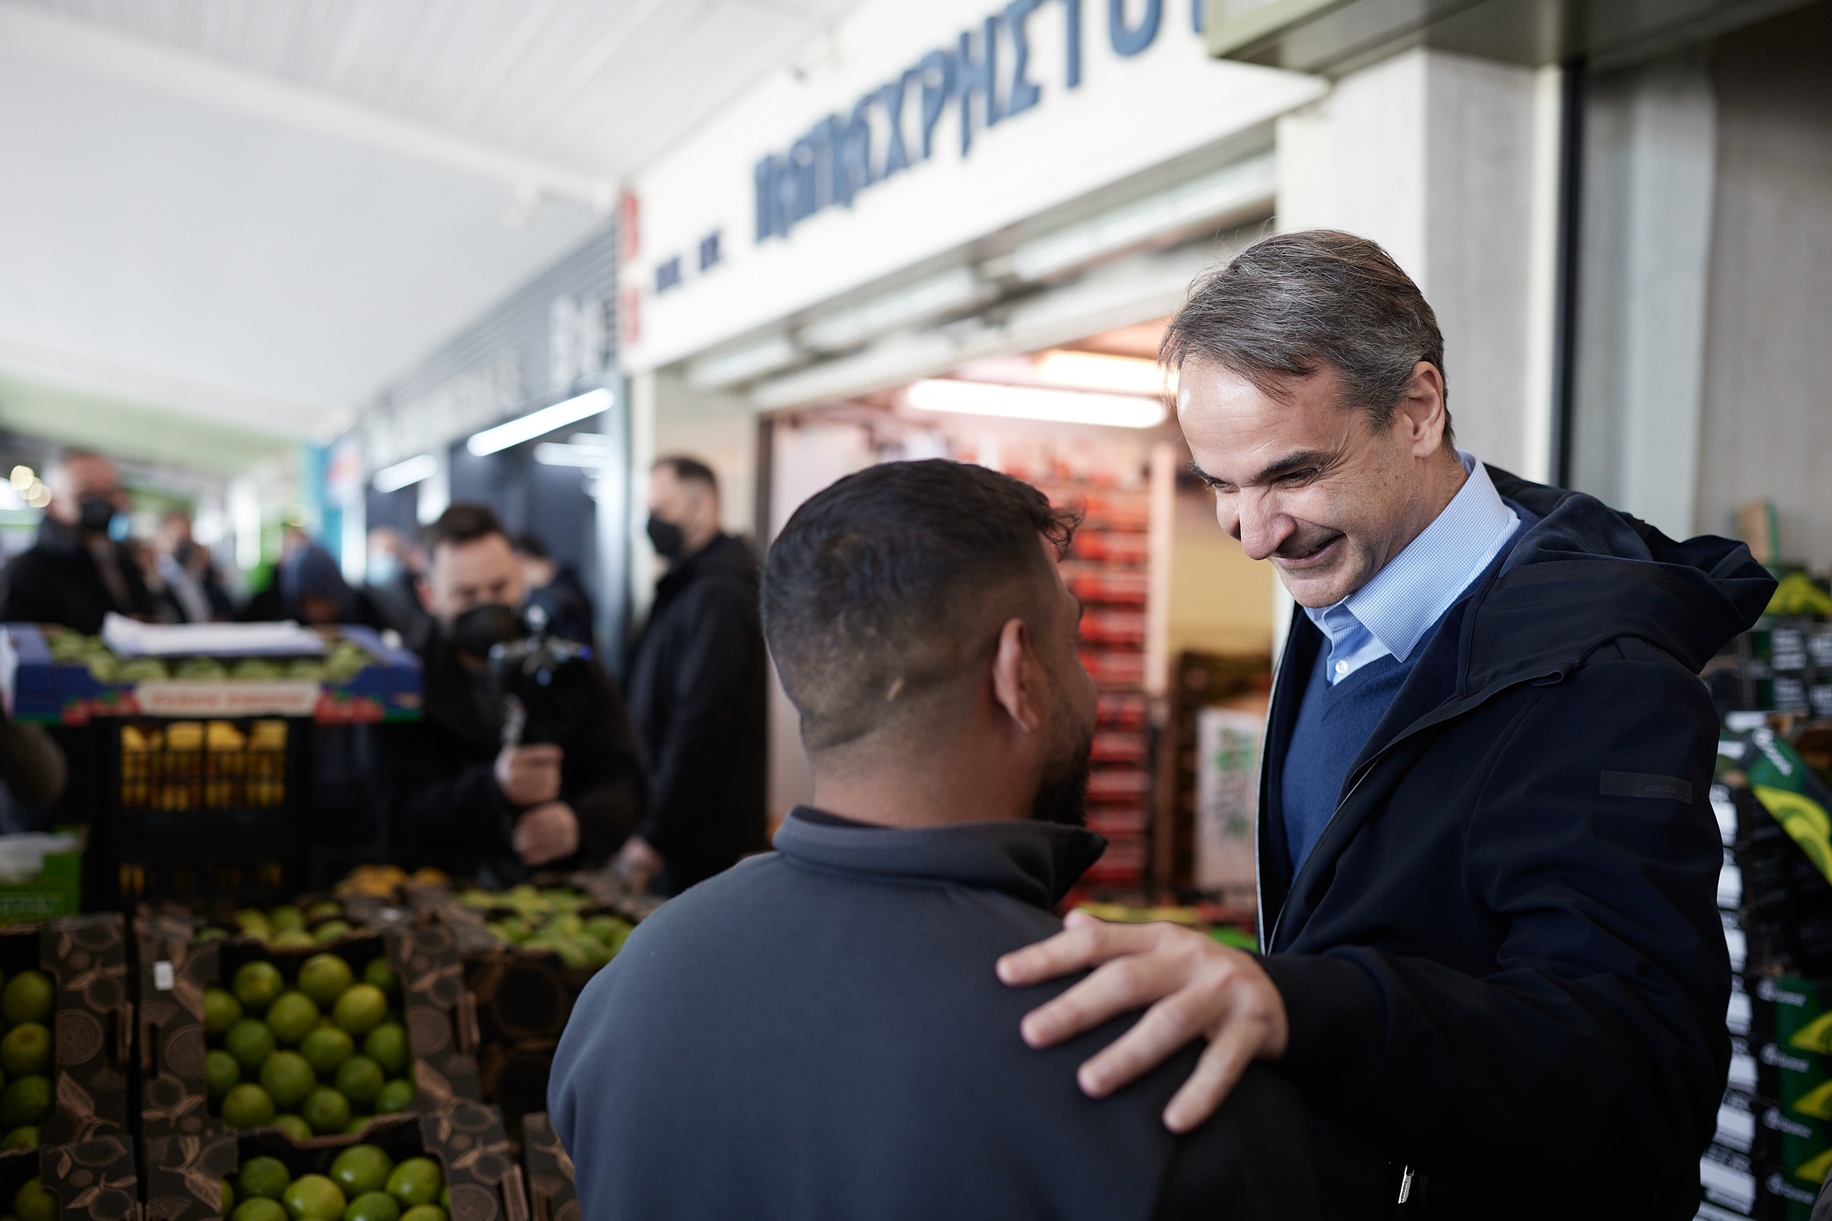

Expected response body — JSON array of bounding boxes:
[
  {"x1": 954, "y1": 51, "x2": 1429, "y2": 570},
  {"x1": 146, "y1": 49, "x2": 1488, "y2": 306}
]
[{"x1": 619, "y1": 0, "x2": 1326, "y2": 896}]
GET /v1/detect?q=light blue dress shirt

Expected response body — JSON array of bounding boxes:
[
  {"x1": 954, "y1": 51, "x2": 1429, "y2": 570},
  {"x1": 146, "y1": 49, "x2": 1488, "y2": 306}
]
[{"x1": 1305, "y1": 451, "x2": 1521, "y2": 685}]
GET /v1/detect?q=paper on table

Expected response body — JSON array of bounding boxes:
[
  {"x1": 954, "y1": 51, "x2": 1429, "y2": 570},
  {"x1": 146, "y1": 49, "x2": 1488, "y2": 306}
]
[{"x1": 100, "y1": 612, "x2": 327, "y2": 659}]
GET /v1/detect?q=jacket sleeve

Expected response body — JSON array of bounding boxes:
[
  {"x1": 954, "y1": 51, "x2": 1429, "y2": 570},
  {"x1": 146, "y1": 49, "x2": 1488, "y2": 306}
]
[
  {"x1": 560, "y1": 666, "x2": 648, "y2": 867},
  {"x1": 636, "y1": 580, "x2": 759, "y2": 862},
  {"x1": 0, "y1": 555, "x2": 57, "y2": 627},
  {"x1": 1261, "y1": 647, "x2": 1727, "y2": 1211},
  {"x1": 383, "y1": 724, "x2": 511, "y2": 858}
]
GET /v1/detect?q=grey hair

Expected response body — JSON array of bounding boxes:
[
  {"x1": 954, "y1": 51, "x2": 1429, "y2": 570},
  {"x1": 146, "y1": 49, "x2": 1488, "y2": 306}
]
[{"x1": 1161, "y1": 230, "x2": 1451, "y2": 441}]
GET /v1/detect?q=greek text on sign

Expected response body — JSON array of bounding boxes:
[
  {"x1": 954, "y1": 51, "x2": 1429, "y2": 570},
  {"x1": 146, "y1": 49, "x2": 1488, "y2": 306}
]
[{"x1": 132, "y1": 681, "x2": 321, "y2": 718}]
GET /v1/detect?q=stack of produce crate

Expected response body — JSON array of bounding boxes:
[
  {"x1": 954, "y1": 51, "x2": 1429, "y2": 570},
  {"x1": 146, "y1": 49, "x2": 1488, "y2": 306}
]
[{"x1": 1700, "y1": 609, "x2": 1832, "y2": 1219}]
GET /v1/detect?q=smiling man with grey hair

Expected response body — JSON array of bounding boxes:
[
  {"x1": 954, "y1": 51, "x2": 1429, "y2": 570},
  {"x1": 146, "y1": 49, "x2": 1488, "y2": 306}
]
[{"x1": 998, "y1": 230, "x2": 1775, "y2": 1218}]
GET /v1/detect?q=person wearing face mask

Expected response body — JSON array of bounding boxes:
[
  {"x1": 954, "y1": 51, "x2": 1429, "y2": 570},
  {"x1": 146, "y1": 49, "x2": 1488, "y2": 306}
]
[
  {"x1": 0, "y1": 449, "x2": 162, "y2": 634},
  {"x1": 364, "y1": 527, "x2": 433, "y2": 651},
  {"x1": 619, "y1": 456, "x2": 768, "y2": 894},
  {"x1": 383, "y1": 503, "x2": 645, "y2": 882}
]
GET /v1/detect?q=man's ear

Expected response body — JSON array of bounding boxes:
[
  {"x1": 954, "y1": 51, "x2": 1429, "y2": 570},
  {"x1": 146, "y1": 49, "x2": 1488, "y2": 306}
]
[
  {"x1": 989, "y1": 617, "x2": 1041, "y2": 734},
  {"x1": 1398, "y1": 361, "x2": 1449, "y2": 456},
  {"x1": 415, "y1": 574, "x2": 433, "y2": 614}
]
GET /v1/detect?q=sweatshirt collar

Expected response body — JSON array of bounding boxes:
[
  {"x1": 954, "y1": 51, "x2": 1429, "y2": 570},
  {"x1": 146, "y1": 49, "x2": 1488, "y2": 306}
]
[{"x1": 772, "y1": 808, "x2": 1107, "y2": 910}]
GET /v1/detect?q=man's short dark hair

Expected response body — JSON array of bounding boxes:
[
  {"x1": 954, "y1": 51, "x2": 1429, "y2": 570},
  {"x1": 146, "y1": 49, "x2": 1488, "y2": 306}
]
[
  {"x1": 423, "y1": 503, "x2": 507, "y2": 553},
  {"x1": 762, "y1": 460, "x2": 1078, "y2": 752},
  {"x1": 1162, "y1": 230, "x2": 1452, "y2": 440},
  {"x1": 654, "y1": 456, "x2": 718, "y2": 496},
  {"x1": 511, "y1": 533, "x2": 549, "y2": 559}
]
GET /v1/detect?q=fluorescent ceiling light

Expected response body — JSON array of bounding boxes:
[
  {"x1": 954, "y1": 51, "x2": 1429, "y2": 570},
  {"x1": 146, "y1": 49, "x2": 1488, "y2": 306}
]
[
  {"x1": 1007, "y1": 150, "x2": 1275, "y2": 282},
  {"x1": 1034, "y1": 350, "x2": 1175, "y2": 396},
  {"x1": 534, "y1": 438, "x2": 616, "y2": 466},
  {"x1": 372, "y1": 453, "x2": 437, "y2": 492},
  {"x1": 687, "y1": 337, "x2": 798, "y2": 390},
  {"x1": 467, "y1": 388, "x2": 613, "y2": 456},
  {"x1": 800, "y1": 267, "x2": 987, "y2": 352},
  {"x1": 904, "y1": 379, "x2": 1166, "y2": 429}
]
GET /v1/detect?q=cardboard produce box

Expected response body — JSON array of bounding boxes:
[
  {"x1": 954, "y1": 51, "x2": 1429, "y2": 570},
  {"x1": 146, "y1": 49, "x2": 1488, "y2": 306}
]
[
  {"x1": 0, "y1": 1136, "x2": 137, "y2": 1221},
  {"x1": 143, "y1": 1101, "x2": 527, "y2": 1221},
  {"x1": 137, "y1": 917, "x2": 480, "y2": 1141},
  {"x1": 0, "y1": 914, "x2": 133, "y2": 1147},
  {"x1": 520, "y1": 1112, "x2": 577, "y2": 1221}
]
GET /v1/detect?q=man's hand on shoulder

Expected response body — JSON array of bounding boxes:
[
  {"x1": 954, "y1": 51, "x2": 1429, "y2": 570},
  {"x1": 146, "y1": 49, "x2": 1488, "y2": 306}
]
[
  {"x1": 495, "y1": 743, "x2": 563, "y2": 807},
  {"x1": 996, "y1": 912, "x2": 1288, "y2": 1133},
  {"x1": 514, "y1": 802, "x2": 580, "y2": 865}
]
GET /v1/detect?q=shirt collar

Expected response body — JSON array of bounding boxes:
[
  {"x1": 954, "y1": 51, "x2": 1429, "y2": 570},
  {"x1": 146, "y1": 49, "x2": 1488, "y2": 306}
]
[
  {"x1": 772, "y1": 807, "x2": 1108, "y2": 910},
  {"x1": 1304, "y1": 451, "x2": 1520, "y2": 664}
]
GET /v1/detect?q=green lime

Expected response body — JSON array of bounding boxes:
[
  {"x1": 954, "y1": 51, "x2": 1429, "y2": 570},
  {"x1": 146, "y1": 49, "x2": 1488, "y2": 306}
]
[
  {"x1": 362, "y1": 1023, "x2": 408, "y2": 1076},
  {"x1": 221, "y1": 1083, "x2": 275, "y2": 1130},
  {"x1": 343, "y1": 1117, "x2": 371, "y2": 1135},
  {"x1": 204, "y1": 986, "x2": 243, "y2": 1035},
  {"x1": 13, "y1": 1177, "x2": 56, "y2": 1221},
  {"x1": 343, "y1": 1190, "x2": 401, "y2": 1221},
  {"x1": 234, "y1": 909, "x2": 270, "y2": 933},
  {"x1": 266, "y1": 991, "x2": 320, "y2": 1045},
  {"x1": 206, "y1": 1049, "x2": 240, "y2": 1101},
  {"x1": 259, "y1": 1051, "x2": 315, "y2": 1110},
  {"x1": 333, "y1": 1056, "x2": 383, "y2": 1109},
  {"x1": 373, "y1": 1079, "x2": 415, "y2": 1115},
  {"x1": 306, "y1": 900, "x2": 343, "y2": 923},
  {"x1": 300, "y1": 1025, "x2": 355, "y2": 1076},
  {"x1": 268, "y1": 906, "x2": 306, "y2": 932},
  {"x1": 0, "y1": 1024, "x2": 49, "y2": 1079},
  {"x1": 283, "y1": 1173, "x2": 346, "y2": 1221},
  {"x1": 233, "y1": 961, "x2": 285, "y2": 1013},
  {"x1": 199, "y1": 926, "x2": 231, "y2": 942},
  {"x1": 302, "y1": 1085, "x2": 351, "y2": 1134},
  {"x1": 384, "y1": 1158, "x2": 442, "y2": 1208},
  {"x1": 237, "y1": 1155, "x2": 292, "y2": 1200},
  {"x1": 273, "y1": 1114, "x2": 313, "y2": 1143},
  {"x1": 233, "y1": 1198, "x2": 288, "y2": 1221},
  {"x1": 222, "y1": 1178, "x2": 235, "y2": 1214},
  {"x1": 224, "y1": 1018, "x2": 276, "y2": 1072},
  {"x1": 439, "y1": 1188, "x2": 448, "y2": 1211},
  {"x1": 271, "y1": 929, "x2": 317, "y2": 950},
  {"x1": 0, "y1": 1076, "x2": 49, "y2": 1129},
  {"x1": 0, "y1": 972, "x2": 52, "y2": 1027},
  {"x1": 297, "y1": 955, "x2": 355, "y2": 1007},
  {"x1": 399, "y1": 1208, "x2": 445, "y2": 1221},
  {"x1": 1, "y1": 1125, "x2": 35, "y2": 1150},
  {"x1": 362, "y1": 958, "x2": 399, "y2": 999},
  {"x1": 333, "y1": 985, "x2": 388, "y2": 1036},
  {"x1": 314, "y1": 921, "x2": 353, "y2": 945}
]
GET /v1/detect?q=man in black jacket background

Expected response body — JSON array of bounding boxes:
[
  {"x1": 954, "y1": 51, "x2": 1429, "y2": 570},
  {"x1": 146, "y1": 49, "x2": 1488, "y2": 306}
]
[
  {"x1": 385, "y1": 504, "x2": 645, "y2": 882},
  {"x1": 997, "y1": 232, "x2": 1773, "y2": 1218},
  {"x1": 619, "y1": 456, "x2": 767, "y2": 893},
  {"x1": 1, "y1": 449, "x2": 162, "y2": 633}
]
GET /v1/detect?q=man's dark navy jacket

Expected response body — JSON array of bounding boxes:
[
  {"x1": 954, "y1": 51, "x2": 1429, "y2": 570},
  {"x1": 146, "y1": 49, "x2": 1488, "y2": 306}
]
[
  {"x1": 1256, "y1": 471, "x2": 1773, "y2": 1218},
  {"x1": 550, "y1": 811, "x2": 1320, "y2": 1220}
]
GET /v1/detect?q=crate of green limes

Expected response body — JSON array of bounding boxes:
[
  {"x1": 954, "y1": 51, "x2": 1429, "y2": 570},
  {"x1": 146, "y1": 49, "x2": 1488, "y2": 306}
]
[
  {"x1": 137, "y1": 918, "x2": 481, "y2": 1142},
  {"x1": 144, "y1": 1100, "x2": 526, "y2": 1221},
  {"x1": 0, "y1": 1133, "x2": 137, "y2": 1221},
  {"x1": 0, "y1": 915, "x2": 132, "y2": 1151}
]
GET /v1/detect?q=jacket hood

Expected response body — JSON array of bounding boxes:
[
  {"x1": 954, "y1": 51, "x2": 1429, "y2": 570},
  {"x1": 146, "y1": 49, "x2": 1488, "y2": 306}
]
[
  {"x1": 773, "y1": 807, "x2": 1107, "y2": 909},
  {"x1": 1471, "y1": 469, "x2": 1774, "y2": 691}
]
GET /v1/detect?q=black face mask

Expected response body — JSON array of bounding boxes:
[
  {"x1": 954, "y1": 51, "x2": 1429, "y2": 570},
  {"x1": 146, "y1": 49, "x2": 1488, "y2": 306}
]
[
  {"x1": 76, "y1": 497, "x2": 118, "y2": 534},
  {"x1": 450, "y1": 603, "x2": 524, "y2": 658},
  {"x1": 646, "y1": 514, "x2": 686, "y2": 560}
]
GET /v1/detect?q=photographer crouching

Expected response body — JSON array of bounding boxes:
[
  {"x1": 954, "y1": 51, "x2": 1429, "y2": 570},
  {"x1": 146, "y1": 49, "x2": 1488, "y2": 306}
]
[{"x1": 384, "y1": 504, "x2": 646, "y2": 883}]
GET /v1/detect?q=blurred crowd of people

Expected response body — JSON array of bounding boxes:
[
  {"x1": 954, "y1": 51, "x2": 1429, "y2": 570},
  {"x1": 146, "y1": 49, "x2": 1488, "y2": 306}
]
[{"x1": 0, "y1": 448, "x2": 769, "y2": 896}]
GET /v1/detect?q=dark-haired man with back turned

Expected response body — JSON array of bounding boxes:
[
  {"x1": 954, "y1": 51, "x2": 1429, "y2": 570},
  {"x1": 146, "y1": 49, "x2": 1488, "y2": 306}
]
[
  {"x1": 996, "y1": 231, "x2": 1774, "y2": 1218},
  {"x1": 551, "y1": 459, "x2": 1320, "y2": 1221},
  {"x1": 619, "y1": 456, "x2": 767, "y2": 893}
]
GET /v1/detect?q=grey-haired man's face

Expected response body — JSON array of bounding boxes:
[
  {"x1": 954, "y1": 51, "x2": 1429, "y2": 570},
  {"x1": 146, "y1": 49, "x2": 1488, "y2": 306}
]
[{"x1": 1178, "y1": 355, "x2": 1452, "y2": 609}]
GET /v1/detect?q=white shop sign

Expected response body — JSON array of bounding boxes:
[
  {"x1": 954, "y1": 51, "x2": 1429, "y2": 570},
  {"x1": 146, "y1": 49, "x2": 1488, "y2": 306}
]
[{"x1": 624, "y1": 0, "x2": 1322, "y2": 372}]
